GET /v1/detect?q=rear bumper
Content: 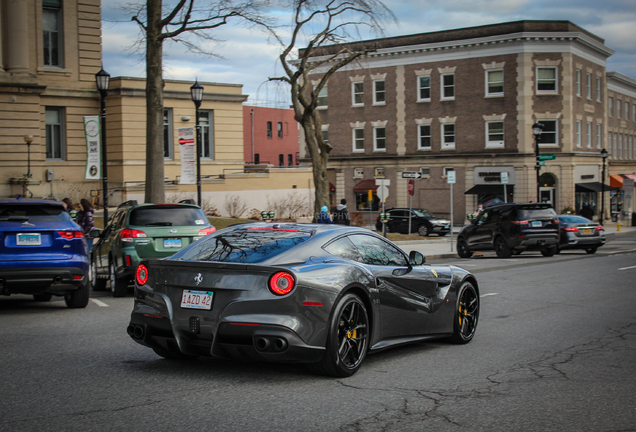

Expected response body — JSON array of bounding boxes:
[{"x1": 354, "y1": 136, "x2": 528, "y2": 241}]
[
  {"x1": 511, "y1": 234, "x2": 559, "y2": 250},
  {"x1": 560, "y1": 234, "x2": 606, "y2": 249},
  {"x1": 0, "y1": 266, "x2": 87, "y2": 295}
]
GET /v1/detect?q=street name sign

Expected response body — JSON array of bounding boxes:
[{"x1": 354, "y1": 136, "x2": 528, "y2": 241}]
[{"x1": 538, "y1": 154, "x2": 556, "y2": 161}]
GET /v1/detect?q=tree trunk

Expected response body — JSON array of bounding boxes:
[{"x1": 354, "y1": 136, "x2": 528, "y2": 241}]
[
  {"x1": 144, "y1": 0, "x2": 165, "y2": 204},
  {"x1": 301, "y1": 115, "x2": 329, "y2": 221}
]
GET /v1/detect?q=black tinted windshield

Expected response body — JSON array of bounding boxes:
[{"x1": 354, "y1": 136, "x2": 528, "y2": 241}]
[
  {"x1": 559, "y1": 216, "x2": 592, "y2": 224},
  {"x1": 518, "y1": 208, "x2": 557, "y2": 219},
  {"x1": 413, "y1": 209, "x2": 435, "y2": 218},
  {"x1": 179, "y1": 228, "x2": 311, "y2": 263},
  {"x1": 0, "y1": 204, "x2": 69, "y2": 222},
  {"x1": 130, "y1": 206, "x2": 208, "y2": 227}
]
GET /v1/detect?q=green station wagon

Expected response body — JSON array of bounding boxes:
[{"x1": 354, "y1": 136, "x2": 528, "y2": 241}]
[{"x1": 90, "y1": 201, "x2": 215, "y2": 297}]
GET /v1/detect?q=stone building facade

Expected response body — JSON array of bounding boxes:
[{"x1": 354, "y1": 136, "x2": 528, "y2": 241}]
[{"x1": 303, "y1": 21, "x2": 636, "y2": 224}]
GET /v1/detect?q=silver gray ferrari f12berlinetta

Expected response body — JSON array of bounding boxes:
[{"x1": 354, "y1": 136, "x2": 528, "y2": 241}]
[{"x1": 128, "y1": 223, "x2": 479, "y2": 377}]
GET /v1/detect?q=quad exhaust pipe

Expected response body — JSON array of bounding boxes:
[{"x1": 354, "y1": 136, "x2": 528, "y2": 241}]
[
  {"x1": 254, "y1": 336, "x2": 288, "y2": 352},
  {"x1": 127, "y1": 324, "x2": 145, "y2": 340}
]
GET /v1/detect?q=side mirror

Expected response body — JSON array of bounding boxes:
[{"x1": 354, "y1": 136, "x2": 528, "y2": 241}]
[{"x1": 409, "y1": 250, "x2": 426, "y2": 266}]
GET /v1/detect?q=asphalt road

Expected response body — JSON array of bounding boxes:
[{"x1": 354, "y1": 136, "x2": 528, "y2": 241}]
[{"x1": 1, "y1": 234, "x2": 635, "y2": 432}]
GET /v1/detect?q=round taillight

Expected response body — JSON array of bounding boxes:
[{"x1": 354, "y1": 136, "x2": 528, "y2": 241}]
[
  {"x1": 136, "y1": 264, "x2": 149, "y2": 286},
  {"x1": 268, "y1": 272, "x2": 295, "y2": 296}
]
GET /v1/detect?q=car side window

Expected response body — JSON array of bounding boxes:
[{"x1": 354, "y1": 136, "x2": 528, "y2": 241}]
[
  {"x1": 392, "y1": 210, "x2": 408, "y2": 218},
  {"x1": 323, "y1": 236, "x2": 364, "y2": 262},
  {"x1": 477, "y1": 211, "x2": 488, "y2": 225},
  {"x1": 348, "y1": 234, "x2": 408, "y2": 266}
]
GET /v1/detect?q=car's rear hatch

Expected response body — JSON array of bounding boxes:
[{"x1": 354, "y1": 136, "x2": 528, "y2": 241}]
[{"x1": 516, "y1": 206, "x2": 559, "y2": 235}]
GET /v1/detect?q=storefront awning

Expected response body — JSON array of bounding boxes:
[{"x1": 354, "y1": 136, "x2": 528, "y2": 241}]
[
  {"x1": 575, "y1": 182, "x2": 617, "y2": 193},
  {"x1": 609, "y1": 174, "x2": 636, "y2": 188},
  {"x1": 464, "y1": 184, "x2": 514, "y2": 195},
  {"x1": 353, "y1": 179, "x2": 378, "y2": 193}
]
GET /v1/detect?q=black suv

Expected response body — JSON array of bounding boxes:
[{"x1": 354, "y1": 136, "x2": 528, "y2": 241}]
[
  {"x1": 375, "y1": 208, "x2": 450, "y2": 236},
  {"x1": 456, "y1": 203, "x2": 559, "y2": 258}
]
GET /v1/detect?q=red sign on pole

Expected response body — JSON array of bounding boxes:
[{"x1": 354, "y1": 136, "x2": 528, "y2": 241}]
[{"x1": 407, "y1": 179, "x2": 414, "y2": 196}]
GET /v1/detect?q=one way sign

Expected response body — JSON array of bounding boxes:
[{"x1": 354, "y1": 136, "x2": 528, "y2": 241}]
[{"x1": 401, "y1": 171, "x2": 422, "y2": 179}]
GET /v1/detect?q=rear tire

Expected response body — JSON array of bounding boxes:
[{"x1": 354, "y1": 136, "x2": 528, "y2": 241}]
[
  {"x1": 494, "y1": 237, "x2": 511, "y2": 258},
  {"x1": 585, "y1": 247, "x2": 598, "y2": 254},
  {"x1": 417, "y1": 224, "x2": 430, "y2": 237},
  {"x1": 541, "y1": 247, "x2": 556, "y2": 257},
  {"x1": 91, "y1": 258, "x2": 107, "y2": 291},
  {"x1": 308, "y1": 293, "x2": 369, "y2": 377},
  {"x1": 110, "y1": 261, "x2": 128, "y2": 298},
  {"x1": 457, "y1": 237, "x2": 473, "y2": 258},
  {"x1": 64, "y1": 283, "x2": 89, "y2": 308},
  {"x1": 33, "y1": 293, "x2": 52, "y2": 302},
  {"x1": 152, "y1": 347, "x2": 199, "y2": 360},
  {"x1": 449, "y1": 281, "x2": 479, "y2": 344}
]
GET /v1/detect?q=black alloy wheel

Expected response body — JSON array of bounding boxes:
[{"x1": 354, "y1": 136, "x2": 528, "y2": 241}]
[
  {"x1": 457, "y1": 237, "x2": 473, "y2": 258},
  {"x1": 450, "y1": 281, "x2": 479, "y2": 344},
  {"x1": 494, "y1": 236, "x2": 511, "y2": 258},
  {"x1": 417, "y1": 224, "x2": 430, "y2": 237},
  {"x1": 309, "y1": 293, "x2": 369, "y2": 377}
]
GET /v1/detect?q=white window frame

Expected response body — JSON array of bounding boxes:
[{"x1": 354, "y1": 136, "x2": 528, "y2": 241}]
[
  {"x1": 586, "y1": 121, "x2": 592, "y2": 148},
  {"x1": 417, "y1": 125, "x2": 431, "y2": 150},
  {"x1": 373, "y1": 127, "x2": 386, "y2": 152},
  {"x1": 576, "y1": 120, "x2": 582, "y2": 147},
  {"x1": 597, "y1": 124, "x2": 602, "y2": 149},
  {"x1": 617, "y1": 100, "x2": 622, "y2": 118},
  {"x1": 45, "y1": 106, "x2": 65, "y2": 161},
  {"x1": 317, "y1": 85, "x2": 328, "y2": 109},
  {"x1": 352, "y1": 82, "x2": 364, "y2": 107},
  {"x1": 419, "y1": 167, "x2": 430, "y2": 177},
  {"x1": 485, "y1": 69, "x2": 504, "y2": 97},
  {"x1": 485, "y1": 121, "x2": 505, "y2": 148},
  {"x1": 536, "y1": 66, "x2": 558, "y2": 94},
  {"x1": 586, "y1": 73, "x2": 592, "y2": 99},
  {"x1": 43, "y1": 6, "x2": 63, "y2": 67},
  {"x1": 538, "y1": 119, "x2": 558, "y2": 147},
  {"x1": 441, "y1": 123, "x2": 455, "y2": 149},
  {"x1": 596, "y1": 77, "x2": 602, "y2": 102},
  {"x1": 418, "y1": 75, "x2": 431, "y2": 102},
  {"x1": 198, "y1": 110, "x2": 215, "y2": 160},
  {"x1": 373, "y1": 80, "x2": 385, "y2": 105},
  {"x1": 353, "y1": 168, "x2": 364, "y2": 178},
  {"x1": 443, "y1": 167, "x2": 455, "y2": 176},
  {"x1": 625, "y1": 102, "x2": 629, "y2": 121},
  {"x1": 352, "y1": 128, "x2": 364, "y2": 152},
  {"x1": 441, "y1": 74, "x2": 455, "y2": 100},
  {"x1": 609, "y1": 97, "x2": 613, "y2": 116},
  {"x1": 575, "y1": 69, "x2": 581, "y2": 96}
]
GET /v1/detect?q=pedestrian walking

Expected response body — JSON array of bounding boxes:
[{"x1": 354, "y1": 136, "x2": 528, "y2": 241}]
[
  {"x1": 316, "y1": 206, "x2": 334, "y2": 224},
  {"x1": 77, "y1": 198, "x2": 95, "y2": 253},
  {"x1": 333, "y1": 199, "x2": 351, "y2": 225}
]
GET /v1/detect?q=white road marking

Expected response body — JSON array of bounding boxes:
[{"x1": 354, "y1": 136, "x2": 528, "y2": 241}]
[
  {"x1": 90, "y1": 298, "x2": 109, "y2": 307},
  {"x1": 480, "y1": 293, "x2": 498, "y2": 297},
  {"x1": 618, "y1": 265, "x2": 636, "y2": 271}
]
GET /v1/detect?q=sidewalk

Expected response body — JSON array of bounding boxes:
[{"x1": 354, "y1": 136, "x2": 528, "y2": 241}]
[{"x1": 393, "y1": 220, "x2": 636, "y2": 260}]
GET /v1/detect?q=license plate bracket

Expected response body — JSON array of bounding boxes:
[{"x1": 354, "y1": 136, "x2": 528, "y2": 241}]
[{"x1": 180, "y1": 290, "x2": 213, "y2": 310}]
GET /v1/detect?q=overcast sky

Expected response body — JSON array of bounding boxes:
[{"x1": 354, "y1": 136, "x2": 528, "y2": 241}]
[{"x1": 101, "y1": 0, "x2": 636, "y2": 106}]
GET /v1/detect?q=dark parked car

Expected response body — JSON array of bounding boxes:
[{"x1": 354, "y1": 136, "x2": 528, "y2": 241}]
[
  {"x1": 0, "y1": 198, "x2": 90, "y2": 308},
  {"x1": 557, "y1": 215, "x2": 606, "y2": 254},
  {"x1": 376, "y1": 208, "x2": 450, "y2": 236},
  {"x1": 128, "y1": 223, "x2": 479, "y2": 377},
  {"x1": 91, "y1": 200, "x2": 215, "y2": 297},
  {"x1": 456, "y1": 203, "x2": 559, "y2": 258}
]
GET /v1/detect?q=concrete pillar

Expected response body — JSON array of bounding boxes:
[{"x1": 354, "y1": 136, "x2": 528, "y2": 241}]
[{"x1": 4, "y1": 0, "x2": 29, "y2": 73}]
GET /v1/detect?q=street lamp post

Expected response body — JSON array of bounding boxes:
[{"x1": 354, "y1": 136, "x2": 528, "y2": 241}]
[
  {"x1": 600, "y1": 148, "x2": 608, "y2": 225},
  {"x1": 23, "y1": 135, "x2": 33, "y2": 197},
  {"x1": 95, "y1": 67, "x2": 111, "y2": 225},
  {"x1": 190, "y1": 80, "x2": 204, "y2": 206},
  {"x1": 532, "y1": 122, "x2": 544, "y2": 203}
]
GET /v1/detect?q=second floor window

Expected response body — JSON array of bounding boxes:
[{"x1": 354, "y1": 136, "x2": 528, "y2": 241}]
[
  {"x1": 45, "y1": 107, "x2": 65, "y2": 160},
  {"x1": 267, "y1": 121, "x2": 272, "y2": 138},
  {"x1": 486, "y1": 70, "x2": 503, "y2": 96},
  {"x1": 374, "y1": 127, "x2": 386, "y2": 151},
  {"x1": 586, "y1": 73, "x2": 592, "y2": 99},
  {"x1": 373, "y1": 80, "x2": 385, "y2": 104},
  {"x1": 609, "y1": 97, "x2": 613, "y2": 116},
  {"x1": 43, "y1": 2, "x2": 62, "y2": 67},
  {"x1": 352, "y1": 82, "x2": 364, "y2": 106},
  {"x1": 317, "y1": 85, "x2": 328, "y2": 108},
  {"x1": 486, "y1": 122, "x2": 504, "y2": 148},
  {"x1": 418, "y1": 76, "x2": 431, "y2": 101},
  {"x1": 442, "y1": 124, "x2": 455, "y2": 149},
  {"x1": 353, "y1": 128, "x2": 364, "y2": 152},
  {"x1": 441, "y1": 74, "x2": 455, "y2": 100},
  {"x1": 539, "y1": 120, "x2": 558, "y2": 146},
  {"x1": 277, "y1": 122, "x2": 283, "y2": 138},
  {"x1": 418, "y1": 125, "x2": 431, "y2": 150},
  {"x1": 575, "y1": 69, "x2": 581, "y2": 96},
  {"x1": 597, "y1": 77, "x2": 602, "y2": 102},
  {"x1": 537, "y1": 67, "x2": 557, "y2": 93}
]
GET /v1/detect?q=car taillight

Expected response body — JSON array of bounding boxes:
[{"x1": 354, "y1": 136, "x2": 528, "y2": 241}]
[
  {"x1": 563, "y1": 226, "x2": 578, "y2": 232},
  {"x1": 268, "y1": 271, "x2": 295, "y2": 296},
  {"x1": 136, "y1": 264, "x2": 149, "y2": 285},
  {"x1": 511, "y1": 220, "x2": 528, "y2": 225},
  {"x1": 58, "y1": 231, "x2": 84, "y2": 239},
  {"x1": 197, "y1": 226, "x2": 216, "y2": 236},
  {"x1": 595, "y1": 226, "x2": 604, "y2": 231},
  {"x1": 120, "y1": 228, "x2": 147, "y2": 242}
]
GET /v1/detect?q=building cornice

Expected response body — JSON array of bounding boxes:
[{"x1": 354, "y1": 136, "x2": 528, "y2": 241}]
[
  {"x1": 108, "y1": 87, "x2": 249, "y2": 103},
  {"x1": 607, "y1": 71, "x2": 636, "y2": 99}
]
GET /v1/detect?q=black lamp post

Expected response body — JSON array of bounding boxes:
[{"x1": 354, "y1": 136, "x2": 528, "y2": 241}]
[
  {"x1": 600, "y1": 148, "x2": 608, "y2": 225},
  {"x1": 23, "y1": 135, "x2": 33, "y2": 197},
  {"x1": 95, "y1": 67, "x2": 111, "y2": 224},
  {"x1": 190, "y1": 80, "x2": 204, "y2": 206},
  {"x1": 532, "y1": 122, "x2": 544, "y2": 202}
]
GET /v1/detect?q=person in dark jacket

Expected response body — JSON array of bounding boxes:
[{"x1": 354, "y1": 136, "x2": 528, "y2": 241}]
[
  {"x1": 76, "y1": 198, "x2": 95, "y2": 253},
  {"x1": 316, "y1": 206, "x2": 334, "y2": 224},
  {"x1": 333, "y1": 199, "x2": 351, "y2": 225},
  {"x1": 579, "y1": 203, "x2": 594, "y2": 220}
]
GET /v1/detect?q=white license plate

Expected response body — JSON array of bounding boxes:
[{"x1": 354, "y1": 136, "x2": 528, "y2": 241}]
[
  {"x1": 17, "y1": 233, "x2": 41, "y2": 246},
  {"x1": 164, "y1": 238, "x2": 182, "y2": 248},
  {"x1": 582, "y1": 229, "x2": 592, "y2": 235},
  {"x1": 531, "y1": 221, "x2": 542, "y2": 227},
  {"x1": 180, "y1": 290, "x2": 213, "y2": 310}
]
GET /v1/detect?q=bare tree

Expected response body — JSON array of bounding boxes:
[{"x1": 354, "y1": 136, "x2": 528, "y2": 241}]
[
  {"x1": 269, "y1": 0, "x2": 394, "y2": 221},
  {"x1": 224, "y1": 194, "x2": 249, "y2": 218},
  {"x1": 131, "y1": 0, "x2": 274, "y2": 204}
]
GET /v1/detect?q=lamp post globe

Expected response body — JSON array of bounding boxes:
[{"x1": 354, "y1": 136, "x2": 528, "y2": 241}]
[
  {"x1": 190, "y1": 80, "x2": 204, "y2": 206},
  {"x1": 95, "y1": 67, "x2": 111, "y2": 224}
]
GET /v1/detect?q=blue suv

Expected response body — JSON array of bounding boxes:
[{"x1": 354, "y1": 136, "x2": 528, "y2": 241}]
[{"x1": 0, "y1": 198, "x2": 90, "y2": 308}]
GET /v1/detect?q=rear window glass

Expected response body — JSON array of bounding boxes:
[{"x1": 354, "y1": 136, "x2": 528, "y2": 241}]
[
  {"x1": 518, "y1": 208, "x2": 557, "y2": 219},
  {"x1": 130, "y1": 207, "x2": 208, "y2": 227},
  {"x1": 179, "y1": 228, "x2": 311, "y2": 263},
  {"x1": 0, "y1": 204, "x2": 69, "y2": 222},
  {"x1": 559, "y1": 216, "x2": 591, "y2": 224}
]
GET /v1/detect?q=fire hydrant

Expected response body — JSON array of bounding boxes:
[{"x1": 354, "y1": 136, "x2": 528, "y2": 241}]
[{"x1": 617, "y1": 220, "x2": 622, "y2": 231}]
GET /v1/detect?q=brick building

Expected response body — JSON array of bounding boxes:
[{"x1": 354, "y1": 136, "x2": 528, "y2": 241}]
[
  {"x1": 243, "y1": 105, "x2": 298, "y2": 167},
  {"x1": 302, "y1": 20, "x2": 636, "y2": 224}
]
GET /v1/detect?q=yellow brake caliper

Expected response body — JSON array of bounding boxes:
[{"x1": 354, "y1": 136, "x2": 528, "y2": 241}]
[{"x1": 458, "y1": 305, "x2": 462, "y2": 325}]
